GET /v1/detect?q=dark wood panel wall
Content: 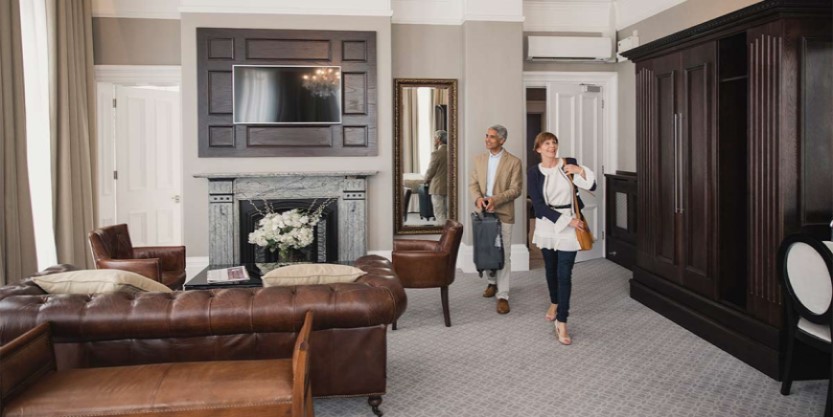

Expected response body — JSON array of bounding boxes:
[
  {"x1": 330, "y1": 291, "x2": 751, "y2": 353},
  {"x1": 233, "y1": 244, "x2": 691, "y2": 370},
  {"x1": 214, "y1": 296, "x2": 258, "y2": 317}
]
[
  {"x1": 801, "y1": 37, "x2": 833, "y2": 234},
  {"x1": 197, "y1": 28, "x2": 377, "y2": 157}
]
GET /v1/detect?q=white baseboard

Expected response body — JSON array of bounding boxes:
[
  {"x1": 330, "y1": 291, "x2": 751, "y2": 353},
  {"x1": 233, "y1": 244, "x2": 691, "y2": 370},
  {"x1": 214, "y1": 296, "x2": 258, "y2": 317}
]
[{"x1": 457, "y1": 243, "x2": 530, "y2": 273}]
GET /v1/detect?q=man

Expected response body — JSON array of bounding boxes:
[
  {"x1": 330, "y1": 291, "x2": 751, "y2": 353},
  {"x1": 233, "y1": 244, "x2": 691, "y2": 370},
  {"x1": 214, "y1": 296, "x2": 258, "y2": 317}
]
[
  {"x1": 468, "y1": 124, "x2": 523, "y2": 314},
  {"x1": 424, "y1": 130, "x2": 448, "y2": 223}
]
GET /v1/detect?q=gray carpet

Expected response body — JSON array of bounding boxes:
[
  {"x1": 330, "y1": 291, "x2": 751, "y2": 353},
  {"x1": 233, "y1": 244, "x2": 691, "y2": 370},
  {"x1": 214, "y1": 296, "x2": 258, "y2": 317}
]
[{"x1": 314, "y1": 259, "x2": 827, "y2": 416}]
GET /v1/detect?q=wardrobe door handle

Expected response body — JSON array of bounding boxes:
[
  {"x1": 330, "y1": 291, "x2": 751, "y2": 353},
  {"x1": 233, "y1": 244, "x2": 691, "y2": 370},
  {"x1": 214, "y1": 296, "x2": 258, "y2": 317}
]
[
  {"x1": 677, "y1": 113, "x2": 684, "y2": 214},
  {"x1": 673, "y1": 114, "x2": 679, "y2": 214}
]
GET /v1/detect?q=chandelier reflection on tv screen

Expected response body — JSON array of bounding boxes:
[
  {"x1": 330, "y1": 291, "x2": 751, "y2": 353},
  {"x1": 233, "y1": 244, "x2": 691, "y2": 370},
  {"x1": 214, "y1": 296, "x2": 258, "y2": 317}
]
[
  {"x1": 302, "y1": 68, "x2": 340, "y2": 98},
  {"x1": 233, "y1": 65, "x2": 342, "y2": 125}
]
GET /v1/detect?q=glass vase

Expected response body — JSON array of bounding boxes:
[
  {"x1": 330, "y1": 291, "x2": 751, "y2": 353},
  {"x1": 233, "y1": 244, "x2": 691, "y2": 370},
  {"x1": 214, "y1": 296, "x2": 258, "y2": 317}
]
[
  {"x1": 254, "y1": 245, "x2": 279, "y2": 263},
  {"x1": 278, "y1": 247, "x2": 306, "y2": 264}
]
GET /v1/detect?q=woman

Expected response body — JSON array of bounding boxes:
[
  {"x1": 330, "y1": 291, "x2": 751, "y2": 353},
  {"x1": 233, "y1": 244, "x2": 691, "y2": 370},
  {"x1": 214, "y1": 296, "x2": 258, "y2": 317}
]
[{"x1": 528, "y1": 132, "x2": 596, "y2": 345}]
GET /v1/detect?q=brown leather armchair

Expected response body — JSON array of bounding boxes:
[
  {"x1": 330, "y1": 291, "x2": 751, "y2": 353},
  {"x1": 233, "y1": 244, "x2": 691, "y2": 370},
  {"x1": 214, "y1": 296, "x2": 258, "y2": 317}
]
[
  {"x1": 392, "y1": 219, "x2": 463, "y2": 328},
  {"x1": 88, "y1": 224, "x2": 186, "y2": 289}
]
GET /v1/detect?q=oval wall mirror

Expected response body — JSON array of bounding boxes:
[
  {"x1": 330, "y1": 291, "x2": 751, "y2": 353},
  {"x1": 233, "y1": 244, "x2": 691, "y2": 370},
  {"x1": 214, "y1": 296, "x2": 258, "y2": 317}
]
[{"x1": 393, "y1": 78, "x2": 458, "y2": 235}]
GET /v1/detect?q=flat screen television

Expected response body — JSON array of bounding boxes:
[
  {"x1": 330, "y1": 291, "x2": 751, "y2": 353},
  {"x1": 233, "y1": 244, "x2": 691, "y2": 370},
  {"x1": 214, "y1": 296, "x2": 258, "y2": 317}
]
[{"x1": 233, "y1": 65, "x2": 342, "y2": 125}]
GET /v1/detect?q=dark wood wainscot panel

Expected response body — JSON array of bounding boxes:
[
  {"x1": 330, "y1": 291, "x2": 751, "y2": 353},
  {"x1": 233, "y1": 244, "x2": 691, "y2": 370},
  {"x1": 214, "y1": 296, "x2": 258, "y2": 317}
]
[{"x1": 197, "y1": 28, "x2": 377, "y2": 157}]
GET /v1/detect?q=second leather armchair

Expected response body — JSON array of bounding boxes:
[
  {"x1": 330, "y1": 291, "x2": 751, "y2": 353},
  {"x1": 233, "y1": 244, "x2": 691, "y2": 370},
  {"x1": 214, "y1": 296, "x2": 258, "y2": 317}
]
[
  {"x1": 89, "y1": 224, "x2": 186, "y2": 289},
  {"x1": 392, "y1": 219, "x2": 463, "y2": 328}
]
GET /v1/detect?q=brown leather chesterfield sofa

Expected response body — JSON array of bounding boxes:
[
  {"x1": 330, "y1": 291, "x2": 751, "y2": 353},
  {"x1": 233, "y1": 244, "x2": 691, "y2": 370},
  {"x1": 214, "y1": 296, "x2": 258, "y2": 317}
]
[{"x1": 0, "y1": 255, "x2": 406, "y2": 417}]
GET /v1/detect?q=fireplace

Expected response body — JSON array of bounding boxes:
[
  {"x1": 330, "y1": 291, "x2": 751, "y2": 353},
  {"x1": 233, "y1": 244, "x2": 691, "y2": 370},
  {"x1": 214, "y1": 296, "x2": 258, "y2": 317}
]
[
  {"x1": 239, "y1": 198, "x2": 338, "y2": 263},
  {"x1": 196, "y1": 171, "x2": 377, "y2": 265}
]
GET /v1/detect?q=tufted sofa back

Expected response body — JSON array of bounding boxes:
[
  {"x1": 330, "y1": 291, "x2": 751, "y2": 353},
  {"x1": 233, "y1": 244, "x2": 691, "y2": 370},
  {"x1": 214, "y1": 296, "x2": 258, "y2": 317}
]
[{"x1": 0, "y1": 255, "x2": 406, "y2": 398}]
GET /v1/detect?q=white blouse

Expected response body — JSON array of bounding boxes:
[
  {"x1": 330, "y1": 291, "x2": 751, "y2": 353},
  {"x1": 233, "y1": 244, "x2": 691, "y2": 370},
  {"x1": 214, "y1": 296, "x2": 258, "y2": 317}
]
[{"x1": 531, "y1": 159, "x2": 596, "y2": 252}]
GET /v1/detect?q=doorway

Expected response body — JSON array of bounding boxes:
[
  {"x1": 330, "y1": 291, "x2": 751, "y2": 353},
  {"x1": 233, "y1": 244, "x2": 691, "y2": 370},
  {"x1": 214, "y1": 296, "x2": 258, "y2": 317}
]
[
  {"x1": 96, "y1": 66, "x2": 182, "y2": 246},
  {"x1": 523, "y1": 71, "x2": 618, "y2": 263}
]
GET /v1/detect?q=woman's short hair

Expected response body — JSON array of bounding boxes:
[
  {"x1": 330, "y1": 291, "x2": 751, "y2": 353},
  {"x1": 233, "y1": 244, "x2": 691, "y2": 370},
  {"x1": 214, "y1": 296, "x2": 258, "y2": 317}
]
[{"x1": 533, "y1": 131, "x2": 559, "y2": 151}]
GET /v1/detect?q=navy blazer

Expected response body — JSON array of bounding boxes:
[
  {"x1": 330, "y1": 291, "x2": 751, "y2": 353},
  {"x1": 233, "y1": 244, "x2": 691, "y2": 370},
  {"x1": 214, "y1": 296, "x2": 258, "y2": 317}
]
[{"x1": 527, "y1": 157, "x2": 597, "y2": 224}]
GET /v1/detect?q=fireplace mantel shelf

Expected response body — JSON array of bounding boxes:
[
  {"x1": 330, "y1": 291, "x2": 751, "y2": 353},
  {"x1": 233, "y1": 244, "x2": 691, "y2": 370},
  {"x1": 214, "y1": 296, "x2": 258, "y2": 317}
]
[{"x1": 194, "y1": 171, "x2": 378, "y2": 179}]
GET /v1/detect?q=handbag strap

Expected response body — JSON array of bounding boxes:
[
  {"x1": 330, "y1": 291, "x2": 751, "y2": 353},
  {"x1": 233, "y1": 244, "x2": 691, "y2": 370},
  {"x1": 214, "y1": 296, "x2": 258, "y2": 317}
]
[{"x1": 568, "y1": 172, "x2": 582, "y2": 220}]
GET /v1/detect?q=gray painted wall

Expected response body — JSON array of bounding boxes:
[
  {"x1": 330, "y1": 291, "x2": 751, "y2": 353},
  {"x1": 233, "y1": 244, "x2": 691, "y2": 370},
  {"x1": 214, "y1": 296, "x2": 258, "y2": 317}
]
[
  {"x1": 618, "y1": 0, "x2": 762, "y2": 45},
  {"x1": 617, "y1": 61, "x2": 637, "y2": 171},
  {"x1": 392, "y1": 24, "x2": 465, "y2": 232},
  {"x1": 180, "y1": 13, "x2": 393, "y2": 256},
  {"x1": 462, "y1": 21, "x2": 525, "y2": 245},
  {"x1": 524, "y1": 61, "x2": 616, "y2": 72},
  {"x1": 393, "y1": 24, "x2": 463, "y2": 79},
  {"x1": 93, "y1": 18, "x2": 180, "y2": 65},
  {"x1": 614, "y1": 0, "x2": 762, "y2": 172}
]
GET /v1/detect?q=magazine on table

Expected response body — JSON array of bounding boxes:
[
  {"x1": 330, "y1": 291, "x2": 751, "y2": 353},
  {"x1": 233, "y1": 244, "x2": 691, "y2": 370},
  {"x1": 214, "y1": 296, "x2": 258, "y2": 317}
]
[{"x1": 206, "y1": 266, "x2": 250, "y2": 283}]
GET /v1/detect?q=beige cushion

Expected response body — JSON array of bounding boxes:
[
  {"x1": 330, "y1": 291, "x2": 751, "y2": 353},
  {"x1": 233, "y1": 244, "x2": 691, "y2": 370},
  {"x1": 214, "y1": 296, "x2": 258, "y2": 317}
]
[
  {"x1": 261, "y1": 263, "x2": 366, "y2": 287},
  {"x1": 31, "y1": 270, "x2": 173, "y2": 294}
]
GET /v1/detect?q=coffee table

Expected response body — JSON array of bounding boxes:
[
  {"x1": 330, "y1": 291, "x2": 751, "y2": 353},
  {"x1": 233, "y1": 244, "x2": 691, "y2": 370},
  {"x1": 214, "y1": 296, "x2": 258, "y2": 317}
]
[
  {"x1": 183, "y1": 263, "x2": 269, "y2": 290},
  {"x1": 184, "y1": 260, "x2": 358, "y2": 290}
]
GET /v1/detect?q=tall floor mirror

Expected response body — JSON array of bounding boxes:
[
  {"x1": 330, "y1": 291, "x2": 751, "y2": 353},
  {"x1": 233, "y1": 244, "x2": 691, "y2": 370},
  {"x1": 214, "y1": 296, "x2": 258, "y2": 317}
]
[{"x1": 394, "y1": 79, "x2": 458, "y2": 235}]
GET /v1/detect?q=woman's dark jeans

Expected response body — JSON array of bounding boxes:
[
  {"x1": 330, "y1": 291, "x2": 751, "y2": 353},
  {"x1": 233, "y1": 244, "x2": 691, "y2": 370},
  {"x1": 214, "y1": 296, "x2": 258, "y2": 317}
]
[{"x1": 541, "y1": 248, "x2": 577, "y2": 322}]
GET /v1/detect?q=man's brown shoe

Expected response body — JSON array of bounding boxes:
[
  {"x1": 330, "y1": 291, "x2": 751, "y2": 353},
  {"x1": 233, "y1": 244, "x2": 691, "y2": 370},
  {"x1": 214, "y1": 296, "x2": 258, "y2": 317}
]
[
  {"x1": 482, "y1": 284, "x2": 497, "y2": 298},
  {"x1": 497, "y1": 299, "x2": 510, "y2": 314}
]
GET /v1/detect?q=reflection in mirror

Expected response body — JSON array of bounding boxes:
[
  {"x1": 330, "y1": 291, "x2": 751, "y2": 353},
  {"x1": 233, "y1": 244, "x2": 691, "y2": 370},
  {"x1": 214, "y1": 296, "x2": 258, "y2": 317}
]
[{"x1": 394, "y1": 79, "x2": 457, "y2": 235}]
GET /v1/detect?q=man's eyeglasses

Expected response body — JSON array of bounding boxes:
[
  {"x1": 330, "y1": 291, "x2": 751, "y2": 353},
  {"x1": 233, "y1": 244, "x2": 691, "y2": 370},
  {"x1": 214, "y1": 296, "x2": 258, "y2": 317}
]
[{"x1": 485, "y1": 134, "x2": 500, "y2": 139}]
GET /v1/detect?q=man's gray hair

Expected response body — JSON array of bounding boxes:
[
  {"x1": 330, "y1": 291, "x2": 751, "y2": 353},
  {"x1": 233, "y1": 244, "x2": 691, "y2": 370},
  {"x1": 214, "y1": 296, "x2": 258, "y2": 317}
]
[
  {"x1": 489, "y1": 124, "x2": 508, "y2": 140},
  {"x1": 434, "y1": 130, "x2": 448, "y2": 144}
]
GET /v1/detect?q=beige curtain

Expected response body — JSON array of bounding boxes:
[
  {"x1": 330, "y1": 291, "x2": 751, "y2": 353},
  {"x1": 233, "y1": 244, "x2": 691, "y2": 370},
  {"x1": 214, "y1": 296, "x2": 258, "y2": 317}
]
[
  {"x1": 401, "y1": 88, "x2": 420, "y2": 173},
  {"x1": 52, "y1": 0, "x2": 96, "y2": 268},
  {"x1": 0, "y1": 0, "x2": 38, "y2": 284}
]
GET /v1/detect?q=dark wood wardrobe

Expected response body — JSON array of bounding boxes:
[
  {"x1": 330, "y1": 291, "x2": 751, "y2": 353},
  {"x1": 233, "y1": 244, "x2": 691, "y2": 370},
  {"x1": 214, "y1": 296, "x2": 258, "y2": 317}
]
[{"x1": 622, "y1": 0, "x2": 832, "y2": 379}]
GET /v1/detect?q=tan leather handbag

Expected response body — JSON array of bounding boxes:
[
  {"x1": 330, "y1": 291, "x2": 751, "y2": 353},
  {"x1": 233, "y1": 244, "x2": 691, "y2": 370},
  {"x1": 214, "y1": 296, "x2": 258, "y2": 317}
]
[{"x1": 570, "y1": 177, "x2": 593, "y2": 251}]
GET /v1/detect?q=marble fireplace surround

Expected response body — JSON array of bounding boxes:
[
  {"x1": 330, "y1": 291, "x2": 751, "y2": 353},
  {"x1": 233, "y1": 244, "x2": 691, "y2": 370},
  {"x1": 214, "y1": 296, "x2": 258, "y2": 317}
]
[{"x1": 195, "y1": 171, "x2": 377, "y2": 265}]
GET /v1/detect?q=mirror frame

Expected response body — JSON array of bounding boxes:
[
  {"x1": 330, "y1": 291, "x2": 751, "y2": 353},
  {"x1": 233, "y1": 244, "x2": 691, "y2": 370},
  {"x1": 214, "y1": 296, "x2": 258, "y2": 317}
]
[{"x1": 393, "y1": 78, "x2": 458, "y2": 235}]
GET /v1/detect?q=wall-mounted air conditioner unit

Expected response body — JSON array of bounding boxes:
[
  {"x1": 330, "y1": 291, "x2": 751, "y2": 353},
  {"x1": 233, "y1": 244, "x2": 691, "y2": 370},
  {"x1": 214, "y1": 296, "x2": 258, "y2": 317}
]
[{"x1": 527, "y1": 36, "x2": 613, "y2": 62}]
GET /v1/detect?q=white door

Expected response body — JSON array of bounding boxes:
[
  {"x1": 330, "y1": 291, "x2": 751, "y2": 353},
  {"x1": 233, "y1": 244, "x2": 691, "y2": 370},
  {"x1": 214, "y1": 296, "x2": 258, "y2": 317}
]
[
  {"x1": 114, "y1": 85, "x2": 182, "y2": 246},
  {"x1": 549, "y1": 82, "x2": 605, "y2": 262}
]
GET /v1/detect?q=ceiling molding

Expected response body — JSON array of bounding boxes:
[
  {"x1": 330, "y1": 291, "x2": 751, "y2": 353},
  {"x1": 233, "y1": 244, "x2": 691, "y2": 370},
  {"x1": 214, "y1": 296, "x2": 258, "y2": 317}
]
[
  {"x1": 464, "y1": 13, "x2": 525, "y2": 22},
  {"x1": 523, "y1": 1, "x2": 612, "y2": 33},
  {"x1": 615, "y1": 0, "x2": 686, "y2": 30},
  {"x1": 391, "y1": 17, "x2": 465, "y2": 25},
  {"x1": 92, "y1": 0, "x2": 180, "y2": 19},
  {"x1": 464, "y1": 0, "x2": 524, "y2": 22},
  {"x1": 179, "y1": 0, "x2": 393, "y2": 16},
  {"x1": 391, "y1": 0, "x2": 464, "y2": 25}
]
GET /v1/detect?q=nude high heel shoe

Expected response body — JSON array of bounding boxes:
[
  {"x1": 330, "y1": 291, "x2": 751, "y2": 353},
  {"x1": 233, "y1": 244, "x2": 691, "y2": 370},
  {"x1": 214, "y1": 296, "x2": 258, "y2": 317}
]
[
  {"x1": 545, "y1": 304, "x2": 557, "y2": 321},
  {"x1": 554, "y1": 320, "x2": 572, "y2": 345}
]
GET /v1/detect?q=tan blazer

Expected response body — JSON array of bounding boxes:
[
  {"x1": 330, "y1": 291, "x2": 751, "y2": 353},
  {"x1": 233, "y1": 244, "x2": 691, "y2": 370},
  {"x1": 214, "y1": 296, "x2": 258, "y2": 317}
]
[
  {"x1": 424, "y1": 144, "x2": 448, "y2": 195},
  {"x1": 468, "y1": 149, "x2": 523, "y2": 224}
]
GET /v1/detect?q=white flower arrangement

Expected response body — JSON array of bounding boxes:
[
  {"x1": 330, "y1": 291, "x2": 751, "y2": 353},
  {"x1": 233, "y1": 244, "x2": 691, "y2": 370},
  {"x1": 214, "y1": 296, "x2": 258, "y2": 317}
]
[{"x1": 247, "y1": 199, "x2": 334, "y2": 254}]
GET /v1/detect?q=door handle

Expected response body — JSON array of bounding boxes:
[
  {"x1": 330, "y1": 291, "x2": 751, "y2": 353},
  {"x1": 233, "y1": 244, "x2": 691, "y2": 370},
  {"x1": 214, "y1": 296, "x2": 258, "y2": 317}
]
[
  {"x1": 677, "y1": 113, "x2": 684, "y2": 214},
  {"x1": 673, "y1": 114, "x2": 679, "y2": 214},
  {"x1": 172, "y1": 195, "x2": 181, "y2": 203}
]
